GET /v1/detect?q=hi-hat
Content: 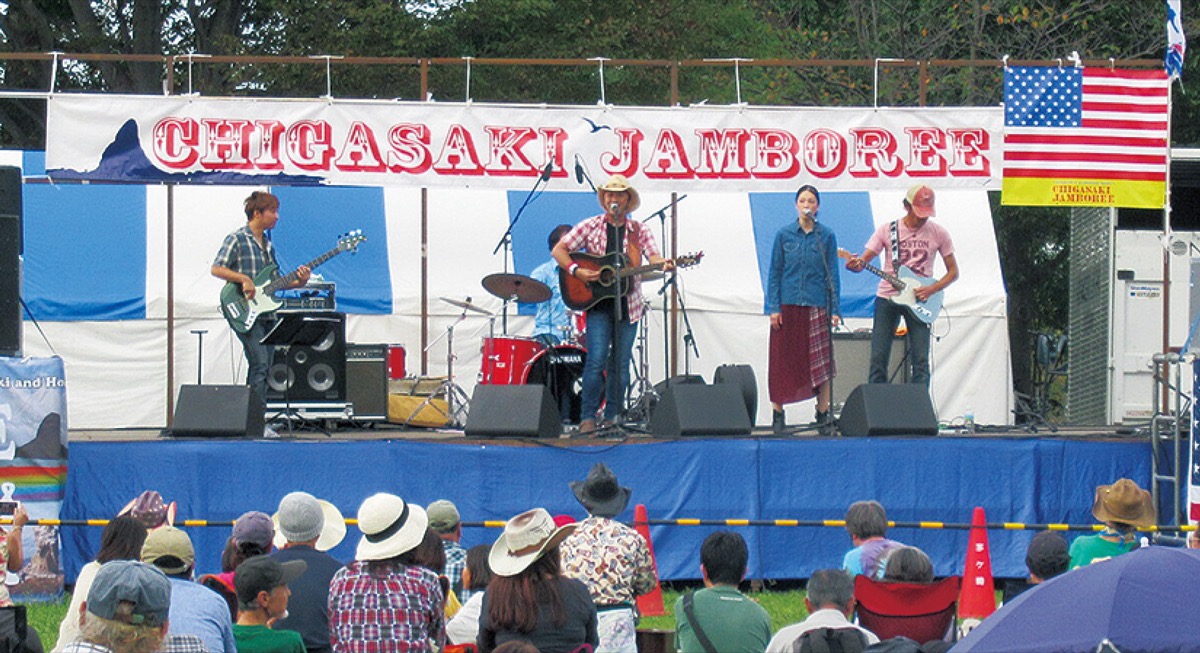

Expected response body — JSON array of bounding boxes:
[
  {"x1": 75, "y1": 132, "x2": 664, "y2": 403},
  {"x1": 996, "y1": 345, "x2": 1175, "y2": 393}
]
[
  {"x1": 439, "y1": 296, "x2": 493, "y2": 316},
  {"x1": 482, "y1": 273, "x2": 551, "y2": 304}
]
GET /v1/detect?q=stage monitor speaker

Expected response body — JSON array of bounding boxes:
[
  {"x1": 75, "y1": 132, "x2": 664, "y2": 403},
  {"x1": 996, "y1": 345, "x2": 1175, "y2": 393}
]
[
  {"x1": 171, "y1": 384, "x2": 264, "y2": 438},
  {"x1": 649, "y1": 383, "x2": 752, "y2": 437},
  {"x1": 839, "y1": 383, "x2": 938, "y2": 437},
  {"x1": 713, "y1": 364, "x2": 757, "y2": 428},
  {"x1": 266, "y1": 312, "x2": 346, "y2": 403},
  {"x1": 465, "y1": 385, "x2": 561, "y2": 438},
  {"x1": 346, "y1": 343, "x2": 388, "y2": 420},
  {"x1": 0, "y1": 214, "x2": 19, "y2": 357}
]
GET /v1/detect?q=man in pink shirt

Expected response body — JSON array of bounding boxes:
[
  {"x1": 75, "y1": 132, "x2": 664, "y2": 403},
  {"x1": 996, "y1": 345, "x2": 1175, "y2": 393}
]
[{"x1": 844, "y1": 184, "x2": 958, "y2": 386}]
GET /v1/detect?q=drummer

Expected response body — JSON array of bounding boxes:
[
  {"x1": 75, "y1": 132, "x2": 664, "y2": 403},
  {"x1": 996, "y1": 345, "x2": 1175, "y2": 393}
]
[{"x1": 530, "y1": 224, "x2": 574, "y2": 346}]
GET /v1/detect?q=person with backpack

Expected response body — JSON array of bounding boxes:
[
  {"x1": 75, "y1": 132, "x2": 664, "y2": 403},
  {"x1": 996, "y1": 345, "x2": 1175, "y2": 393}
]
[
  {"x1": 673, "y1": 532, "x2": 770, "y2": 653},
  {"x1": 766, "y1": 570, "x2": 878, "y2": 653}
]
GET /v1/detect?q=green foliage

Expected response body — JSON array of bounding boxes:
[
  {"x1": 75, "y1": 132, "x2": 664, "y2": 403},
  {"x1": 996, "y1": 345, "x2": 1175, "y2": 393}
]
[
  {"x1": 640, "y1": 587, "x2": 808, "y2": 632},
  {"x1": 26, "y1": 594, "x2": 69, "y2": 649}
]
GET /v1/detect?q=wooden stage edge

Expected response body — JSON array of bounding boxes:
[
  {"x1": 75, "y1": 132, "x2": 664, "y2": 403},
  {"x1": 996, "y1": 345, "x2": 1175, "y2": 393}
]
[{"x1": 68, "y1": 423, "x2": 1145, "y2": 444}]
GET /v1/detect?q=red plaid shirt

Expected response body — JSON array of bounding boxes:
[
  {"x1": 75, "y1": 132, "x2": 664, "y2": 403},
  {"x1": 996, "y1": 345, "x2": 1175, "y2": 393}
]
[
  {"x1": 560, "y1": 214, "x2": 662, "y2": 323},
  {"x1": 328, "y1": 560, "x2": 446, "y2": 653}
]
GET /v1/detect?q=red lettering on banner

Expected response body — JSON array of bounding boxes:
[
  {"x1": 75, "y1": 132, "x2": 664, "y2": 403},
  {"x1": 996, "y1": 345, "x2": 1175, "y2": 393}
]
[
  {"x1": 643, "y1": 129, "x2": 694, "y2": 179},
  {"x1": 433, "y1": 124, "x2": 485, "y2": 176},
  {"x1": 152, "y1": 118, "x2": 199, "y2": 169},
  {"x1": 905, "y1": 128, "x2": 947, "y2": 177},
  {"x1": 286, "y1": 121, "x2": 333, "y2": 171},
  {"x1": 602, "y1": 129, "x2": 643, "y2": 178},
  {"x1": 538, "y1": 127, "x2": 568, "y2": 178},
  {"x1": 252, "y1": 120, "x2": 285, "y2": 170},
  {"x1": 948, "y1": 128, "x2": 991, "y2": 177},
  {"x1": 386, "y1": 124, "x2": 432, "y2": 174},
  {"x1": 334, "y1": 121, "x2": 386, "y2": 172},
  {"x1": 694, "y1": 129, "x2": 749, "y2": 179},
  {"x1": 199, "y1": 119, "x2": 254, "y2": 170},
  {"x1": 801, "y1": 129, "x2": 846, "y2": 179},
  {"x1": 751, "y1": 129, "x2": 801, "y2": 179},
  {"x1": 483, "y1": 126, "x2": 537, "y2": 176},
  {"x1": 849, "y1": 128, "x2": 902, "y2": 177}
]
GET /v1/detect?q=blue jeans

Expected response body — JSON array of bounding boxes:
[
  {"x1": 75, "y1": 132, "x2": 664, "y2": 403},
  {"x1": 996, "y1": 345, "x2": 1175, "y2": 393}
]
[
  {"x1": 869, "y1": 296, "x2": 931, "y2": 386},
  {"x1": 582, "y1": 309, "x2": 638, "y2": 422},
  {"x1": 237, "y1": 318, "x2": 275, "y2": 402}
]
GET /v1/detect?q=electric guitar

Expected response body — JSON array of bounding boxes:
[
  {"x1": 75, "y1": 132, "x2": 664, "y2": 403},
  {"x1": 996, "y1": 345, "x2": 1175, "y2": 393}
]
[
  {"x1": 560, "y1": 251, "x2": 704, "y2": 311},
  {"x1": 219, "y1": 231, "x2": 366, "y2": 334},
  {"x1": 837, "y1": 248, "x2": 942, "y2": 324}
]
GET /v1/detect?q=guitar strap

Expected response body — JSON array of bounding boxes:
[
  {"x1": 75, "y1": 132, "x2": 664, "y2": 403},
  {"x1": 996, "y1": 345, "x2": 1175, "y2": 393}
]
[{"x1": 889, "y1": 220, "x2": 902, "y2": 269}]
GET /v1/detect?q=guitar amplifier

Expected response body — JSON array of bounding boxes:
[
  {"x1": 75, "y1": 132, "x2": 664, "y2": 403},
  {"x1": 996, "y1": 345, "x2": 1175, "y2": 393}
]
[{"x1": 278, "y1": 281, "x2": 336, "y2": 311}]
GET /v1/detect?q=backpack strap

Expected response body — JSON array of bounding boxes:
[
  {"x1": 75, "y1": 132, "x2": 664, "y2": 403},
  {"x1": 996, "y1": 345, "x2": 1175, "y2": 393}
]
[
  {"x1": 794, "y1": 627, "x2": 870, "y2": 653},
  {"x1": 681, "y1": 591, "x2": 719, "y2": 653}
]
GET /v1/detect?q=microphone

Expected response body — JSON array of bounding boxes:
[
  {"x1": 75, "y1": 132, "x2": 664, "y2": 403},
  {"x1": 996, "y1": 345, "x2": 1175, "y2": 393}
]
[
  {"x1": 609, "y1": 202, "x2": 620, "y2": 213},
  {"x1": 802, "y1": 209, "x2": 812, "y2": 218},
  {"x1": 540, "y1": 162, "x2": 554, "y2": 181},
  {"x1": 574, "y1": 155, "x2": 585, "y2": 185}
]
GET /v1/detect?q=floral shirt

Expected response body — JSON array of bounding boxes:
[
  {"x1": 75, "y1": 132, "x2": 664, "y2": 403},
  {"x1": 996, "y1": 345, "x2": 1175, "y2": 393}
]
[
  {"x1": 328, "y1": 560, "x2": 446, "y2": 653},
  {"x1": 559, "y1": 516, "x2": 657, "y2": 606}
]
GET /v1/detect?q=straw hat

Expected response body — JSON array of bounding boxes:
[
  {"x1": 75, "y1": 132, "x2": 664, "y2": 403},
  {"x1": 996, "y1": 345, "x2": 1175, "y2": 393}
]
[
  {"x1": 272, "y1": 492, "x2": 347, "y2": 552},
  {"x1": 489, "y1": 508, "x2": 577, "y2": 577},
  {"x1": 1092, "y1": 479, "x2": 1154, "y2": 528},
  {"x1": 597, "y1": 175, "x2": 641, "y2": 212},
  {"x1": 355, "y1": 493, "x2": 428, "y2": 561}
]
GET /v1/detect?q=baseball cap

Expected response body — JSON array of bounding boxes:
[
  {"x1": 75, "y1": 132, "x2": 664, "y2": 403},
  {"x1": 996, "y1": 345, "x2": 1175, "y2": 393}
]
[
  {"x1": 234, "y1": 555, "x2": 306, "y2": 608},
  {"x1": 427, "y1": 500, "x2": 461, "y2": 532},
  {"x1": 141, "y1": 525, "x2": 195, "y2": 576},
  {"x1": 87, "y1": 560, "x2": 171, "y2": 627},
  {"x1": 905, "y1": 184, "x2": 936, "y2": 218},
  {"x1": 232, "y1": 511, "x2": 275, "y2": 549}
]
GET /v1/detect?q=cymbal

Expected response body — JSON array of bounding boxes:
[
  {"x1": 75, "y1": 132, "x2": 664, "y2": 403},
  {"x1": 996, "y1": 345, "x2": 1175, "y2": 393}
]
[
  {"x1": 439, "y1": 296, "x2": 493, "y2": 316},
  {"x1": 482, "y1": 273, "x2": 551, "y2": 304}
]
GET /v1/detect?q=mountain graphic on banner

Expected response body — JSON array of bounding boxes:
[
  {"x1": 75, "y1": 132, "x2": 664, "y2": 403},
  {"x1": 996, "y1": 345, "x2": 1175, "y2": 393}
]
[{"x1": 46, "y1": 119, "x2": 324, "y2": 185}]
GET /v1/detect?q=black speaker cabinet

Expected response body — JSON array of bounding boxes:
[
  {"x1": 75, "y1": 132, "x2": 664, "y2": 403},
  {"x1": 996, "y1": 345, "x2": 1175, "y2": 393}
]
[
  {"x1": 649, "y1": 383, "x2": 752, "y2": 437},
  {"x1": 0, "y1": 214, "x2": 18, "y2": 357},
  {"x1": 839, "y1": 383, "x2": 938, "y2": 437},
  {"x1": 713, "y1": 364, "x2": 757, "y2": 428},
  {"x1": 346, "y1": 343, "x2": 388, "y2": 421},
  {"x1": 171, "y1": 385, "x2": 264, "y2": 438},
  {"x1": 0, "y1": 166, "x2": 21, "y2": 254},
  {"x1": 465, "y1": 385, "x2": 562, "y2": 438},
  {"x1": 266, "y1": 312, "x2": 346, "y2": 403}
]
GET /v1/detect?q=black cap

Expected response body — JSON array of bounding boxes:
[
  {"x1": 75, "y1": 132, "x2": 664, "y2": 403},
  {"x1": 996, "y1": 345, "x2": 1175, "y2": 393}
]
[{"x1": 234, "y1": 555, "x2": 306, "y2": 608}]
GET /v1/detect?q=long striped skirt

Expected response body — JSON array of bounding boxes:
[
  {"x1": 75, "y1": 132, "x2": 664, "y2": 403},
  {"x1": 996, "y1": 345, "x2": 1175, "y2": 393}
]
[{"x1": 768, "y1": 304, "x2": 835, "y2": 405}]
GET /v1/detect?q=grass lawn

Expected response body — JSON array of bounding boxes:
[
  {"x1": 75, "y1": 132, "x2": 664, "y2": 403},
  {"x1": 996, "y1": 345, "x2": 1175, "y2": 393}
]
[{"x1": 27, "y1": 587, "x2": 808, "y2": 649}]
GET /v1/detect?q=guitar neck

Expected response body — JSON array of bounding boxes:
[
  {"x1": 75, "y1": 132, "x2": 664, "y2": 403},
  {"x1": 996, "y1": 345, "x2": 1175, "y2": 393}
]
[
  {"x1": 862, "y1": 263, "x2": 906, "y2": 290},
  {"x1": 617, "y1": 260, "x2": 668, "y2": 279},
  {"x1": 263, "y1": 246, "x2": 342, "y2": 294}
]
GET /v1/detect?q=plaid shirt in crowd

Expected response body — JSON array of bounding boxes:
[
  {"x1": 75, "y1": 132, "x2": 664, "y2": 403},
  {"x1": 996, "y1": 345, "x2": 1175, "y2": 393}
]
[
  {"x1": 559, "y1": 214, "x2": 661, "y2": 323},
  {"x1": 442, "y1": 539, "x2": 468, "y2": 601},
  {"x1": 213, "y1": 225, "x2": 277, "y2": 279},
  {"x1": 560, "y1": 516, "x2": 658, "y2": 606},
  {"x1": 328, "y1": 560, "x2": 446, "y2": 653}
]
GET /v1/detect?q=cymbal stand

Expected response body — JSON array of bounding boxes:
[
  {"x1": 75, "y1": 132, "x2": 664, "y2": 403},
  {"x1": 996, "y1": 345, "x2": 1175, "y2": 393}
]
[
  {"x1": 413, "y1": 307, "x2": 472, "y2": 428},
  {"x1": 625, "y1": 300, "x2": 658, "y2": 425}
]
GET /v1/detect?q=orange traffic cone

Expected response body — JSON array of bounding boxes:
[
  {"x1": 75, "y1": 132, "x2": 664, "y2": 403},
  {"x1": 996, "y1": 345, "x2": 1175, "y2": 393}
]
[
  {"x1": 959, "y1": 506, "x2": 997, "y2": 621},
  {"x1": 633, "y1": 503, "x2": 666, "y2": 617}
]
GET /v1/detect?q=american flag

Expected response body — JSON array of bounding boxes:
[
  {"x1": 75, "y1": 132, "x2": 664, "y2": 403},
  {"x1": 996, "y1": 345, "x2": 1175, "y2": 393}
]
[{"x1": 1002, "y1": 66, "x2": 1170, "y2": 209}]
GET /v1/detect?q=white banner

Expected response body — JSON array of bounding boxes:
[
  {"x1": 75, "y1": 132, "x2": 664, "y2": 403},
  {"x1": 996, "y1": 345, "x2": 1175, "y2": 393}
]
[{"x1": 46, "y1": 94, "x2": 1002, "y2": 191}]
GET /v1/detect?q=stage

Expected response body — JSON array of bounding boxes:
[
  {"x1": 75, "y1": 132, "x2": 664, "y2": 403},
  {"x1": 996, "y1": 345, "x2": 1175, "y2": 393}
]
[{"x1": 60, "y1": 424, "x2": 1154, "y2": 584}]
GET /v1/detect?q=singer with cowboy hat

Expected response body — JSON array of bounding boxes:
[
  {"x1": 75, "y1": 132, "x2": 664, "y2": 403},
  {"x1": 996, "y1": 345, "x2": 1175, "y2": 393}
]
[{"x1": 552, "y1": 175, "x2": 674, "y2": 435}]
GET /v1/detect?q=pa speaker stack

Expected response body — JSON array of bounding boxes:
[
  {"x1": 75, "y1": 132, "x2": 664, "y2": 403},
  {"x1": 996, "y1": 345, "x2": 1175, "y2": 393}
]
[
  {"x1": 265, "y1": 312, "x2": 346, "y2": 403},
  {"x1": 0, "y1": 166, "x2": 22, "y2": 357}
]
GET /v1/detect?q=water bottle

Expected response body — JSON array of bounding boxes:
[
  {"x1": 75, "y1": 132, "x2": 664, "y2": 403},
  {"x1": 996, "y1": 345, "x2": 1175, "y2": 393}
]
[{"x1": 963, "y1": 408, "x2": 975, "y2": 434}]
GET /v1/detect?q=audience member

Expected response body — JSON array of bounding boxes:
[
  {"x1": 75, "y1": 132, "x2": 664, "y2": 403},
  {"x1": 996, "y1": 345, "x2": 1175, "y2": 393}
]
[
  {"x1": 232, "y1": 555, "x2": 306, "y2": 653},
  {"x1": 673, "y1": 531, "x2": 770, "y2": 653},
  {"x1": 1002, "y1": 530, "x2": 1070, "y2": 603},
  {"x1": 480, "y1": 508, "x2": 597, "y2": 653},
  {"x1": 411, "y1": 526, "x2": 462, "y2": 618},
  {"x1": 328, "y1": 493, "x2": 445, "y2": 653},
  {"x1": 1189, "y1": 528, "x2": 1200, "y2": 549},
  {"x1": 427, "y1": 499, "x2": 469, "y2": 601},
  {"x1": 117, "y1": 491, "x2": 176, "y2": 532},
  {"x1": 269, "y1": 492, "x2": 345, "y2": 653},
  {"x1": 200, "y1": 511, "x2": 276, "y2": 619},
  {"x1": 881, "y1": 547, "x2": 934, "y2": 584},
  {"x1": 492, "y1": 643, "x2": 540, "y2": 653},
  {"x1": 0, "y1": 500, "x2": 28, "y2": 608},
  {"x1": 1069, "y1": 478, "x2": 1153, "y2": 568},
  {"x1": 140, "y1": 526, "x2": 236, "y2": 653},
  {"x1": 766, "y1": 569, "x2": 878, "y2": 653},
  {"x1": 61, "y1": 560, "x2": 171, "y2": 653},
  {"x1": 56, "y1": 516, "x2": 147, "y2": 653},
  {"x1": 447, "y1": 544, "x2": 492, "y2": 646},
  {"x1": 560, "y1": 463, "x2": 656, "y2": 653},
  {"x1": 842, "y1": 501, "x2": 903, "y2": 580}
]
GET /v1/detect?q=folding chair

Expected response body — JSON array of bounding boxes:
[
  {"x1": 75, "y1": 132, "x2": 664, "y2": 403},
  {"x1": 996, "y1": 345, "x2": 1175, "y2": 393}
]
[{"x1": 853, "y1": 575, "x2": 961, "y2": 644}]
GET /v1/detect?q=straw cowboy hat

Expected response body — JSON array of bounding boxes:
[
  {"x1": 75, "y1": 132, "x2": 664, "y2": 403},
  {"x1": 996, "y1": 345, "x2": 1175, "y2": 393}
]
[
  {"x1": 272, "y1": 491, "x2": 347, "y2": 552},
  {"x1": 489, "y1": 508, "x2": 577, "y2": 577},
  {"x1": 570, "y1": 462, "x2": 632, "y2": 518},
  {"x1": 597, "y1": 174, "x2": 641, "y2": 212},
  {"x1": 355, "y1": 493, "x2": 428, "y2": 561},
  {"x1": 1092, "y1": 478, "x2": 1154, "y2": 528}
]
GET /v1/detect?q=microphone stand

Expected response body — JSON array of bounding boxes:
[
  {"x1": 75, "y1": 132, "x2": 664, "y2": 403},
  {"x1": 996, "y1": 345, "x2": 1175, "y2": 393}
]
[
  {"x1": 663, "y1": 273, "x2": 700, "y2": 373},
  {"x1": 814, "y1": 221, "x2": 838, "y2": 435},
  {"x1": 491, "y1": 163, "x2": 553, "y2": 334},
  {"x1": 642, "y1": 194, "x2": 688, "y2": 377}
]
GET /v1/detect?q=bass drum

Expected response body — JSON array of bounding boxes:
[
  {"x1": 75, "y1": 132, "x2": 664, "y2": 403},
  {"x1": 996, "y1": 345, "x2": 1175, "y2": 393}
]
[{"x1": 522, "y1": 344, "x2": 587, "y2": 423}]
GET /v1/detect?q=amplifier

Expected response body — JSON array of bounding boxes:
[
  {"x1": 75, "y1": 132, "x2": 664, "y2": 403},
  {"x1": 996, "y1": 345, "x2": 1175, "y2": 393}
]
[
  {"x1": 278, "y1": 282, "x2": 336, "y2": 311},
  {"x1": 346, "y1": 343, "x2": 388, "y2": 421}
]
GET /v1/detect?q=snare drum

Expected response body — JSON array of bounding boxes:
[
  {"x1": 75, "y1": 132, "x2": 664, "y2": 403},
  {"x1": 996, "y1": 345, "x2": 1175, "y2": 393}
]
[
  {"x1": 522, "y1": 344, "x2": 587, "y2": 423},
  {"x1": 480, "y1": 336, "x2": 545, "y2": 385}
]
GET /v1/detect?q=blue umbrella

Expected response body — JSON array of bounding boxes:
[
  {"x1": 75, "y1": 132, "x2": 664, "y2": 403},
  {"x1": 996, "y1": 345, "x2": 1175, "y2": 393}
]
[{"x1": 951, "y1": 546, "x2": 1200, "y2": 653}]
